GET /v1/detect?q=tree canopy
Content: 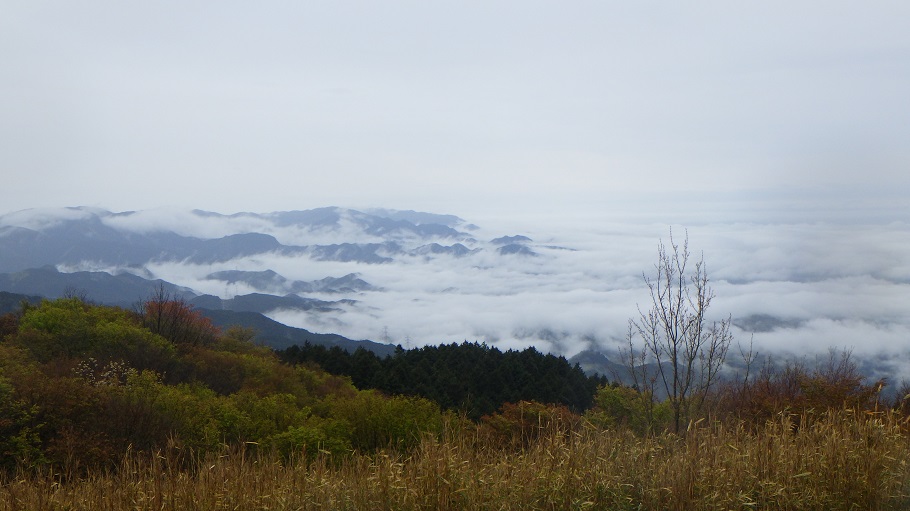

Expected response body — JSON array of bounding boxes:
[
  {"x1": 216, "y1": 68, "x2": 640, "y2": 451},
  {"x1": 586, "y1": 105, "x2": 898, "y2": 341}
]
[{"x1": 279, "y1": 341, "x2": 608, "y2": 420}]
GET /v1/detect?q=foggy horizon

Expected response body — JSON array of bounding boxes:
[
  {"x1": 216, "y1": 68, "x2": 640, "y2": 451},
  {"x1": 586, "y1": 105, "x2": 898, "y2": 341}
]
[
  {"x1": 3, "y1": 3, "x2": 909, "y2": 218},
  {"x1": 3, "y1": 204, "x2": 907, "y2": 382},
  {"x1": 2, "y1": 3, "x2": 907, "y2": 378}
]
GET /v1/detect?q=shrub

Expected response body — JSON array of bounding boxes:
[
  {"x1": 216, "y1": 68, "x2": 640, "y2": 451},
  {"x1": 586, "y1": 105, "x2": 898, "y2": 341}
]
[
  {"x1": 100, "y1": 371, "x2": 223, "y2": 454},
  {"x1": 14, "y1": 298, "x2": 176, "y2": 372},
  {"x1": 480, "y1": 400, "x2": 581, "y2": 449},
  {"x1": 585, "y1": 384, "x2": 671, "y2": 435},
  {"x1": 220, "y1": 391, "x2": 310, "y2": 442},
  {"x1": 264, "y1": 418, "x2": 353, "y2": 459},
  {"x1": 721, "y1": 350, "x2": 885, "y2": 426},
  {"x1": 332, "y1": 390, "x2": 443, "y2": 451},
  {"x1": 139, "y1": 290, "x2": 219, "y2": 347},
  {"x1": 0, "y1": 375, "x2": 43, "y2": 470}
]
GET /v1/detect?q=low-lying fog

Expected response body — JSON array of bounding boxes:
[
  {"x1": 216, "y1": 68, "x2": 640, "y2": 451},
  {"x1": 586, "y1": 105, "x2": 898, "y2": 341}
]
[{"x1": 117, "y1": 202, "x2": 910, "y2": 379}]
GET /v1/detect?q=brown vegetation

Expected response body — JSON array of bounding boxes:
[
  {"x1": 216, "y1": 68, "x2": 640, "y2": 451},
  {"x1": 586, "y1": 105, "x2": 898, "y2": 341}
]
[
  {"x1": 3, "y1": 297, "x2": 910, "y2": 510},
  {"x1": 2, "y1": 411, "x2": 909, "y2": 510}
]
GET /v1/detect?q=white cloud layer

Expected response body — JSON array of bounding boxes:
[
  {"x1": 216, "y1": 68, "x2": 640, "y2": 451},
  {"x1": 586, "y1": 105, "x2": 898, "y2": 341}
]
[{"x1": 114, "y1": 210, "x2": 910, "y2": 378}]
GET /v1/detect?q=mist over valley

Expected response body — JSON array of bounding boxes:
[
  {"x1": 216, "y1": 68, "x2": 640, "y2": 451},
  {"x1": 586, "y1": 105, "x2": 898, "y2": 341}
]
[{"x1": 2, "y1": 205, "x2": 906, "y2": 381}]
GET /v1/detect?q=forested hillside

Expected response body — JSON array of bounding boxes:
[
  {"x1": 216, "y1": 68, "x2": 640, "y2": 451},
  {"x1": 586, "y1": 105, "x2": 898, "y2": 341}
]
[
  {"x1": 0, "y1": 295, "x2": 605, "y2": 470},
  {"x1": 0, "y1": 297, "x2": 444, "y2": 469},
  {"x1": 2, "y1": 296, "x2": 909, "y2": 509},
  {"x1": 279, "y1": 342, "x2": 608, "y2": 419}
]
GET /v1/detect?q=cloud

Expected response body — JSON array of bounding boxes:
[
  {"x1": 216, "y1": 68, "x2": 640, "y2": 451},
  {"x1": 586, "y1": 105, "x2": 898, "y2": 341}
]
[
  {"x1": 48, "y1": 205, "x2": 908, "y2": 379},
  {"x1": 0, "y1": 207, "x2": 99, "y2": 231},
  {"x1": 99, "y1": 209, "x2": 274, "y2": 239},
  {"x1": 264, "y1": 219, "x2": 908, "y2": 377}
]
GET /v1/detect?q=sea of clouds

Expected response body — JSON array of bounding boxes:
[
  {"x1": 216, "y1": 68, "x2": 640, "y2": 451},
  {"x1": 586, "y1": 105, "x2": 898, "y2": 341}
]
[
  {"x1": 107, "y1": 204, "x2": 909, "y2": 380},
  {"x1": 9, "y1": 202, "x2": 905, "y2": 379}
]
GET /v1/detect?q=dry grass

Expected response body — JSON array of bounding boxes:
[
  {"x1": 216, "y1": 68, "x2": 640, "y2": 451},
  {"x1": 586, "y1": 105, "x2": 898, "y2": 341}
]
[{"x1": 3, "y1": 410, "x2": 910, "y2": 511}]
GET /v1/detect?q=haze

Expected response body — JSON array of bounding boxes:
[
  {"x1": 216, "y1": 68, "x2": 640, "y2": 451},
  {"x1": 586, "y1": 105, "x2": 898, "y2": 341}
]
[
  {"x1": 3, "y1": 205, "x2": 901, "y2": 381},
  {"x1": 2, "y1": 2, "x2": 909, "y2": 218}
]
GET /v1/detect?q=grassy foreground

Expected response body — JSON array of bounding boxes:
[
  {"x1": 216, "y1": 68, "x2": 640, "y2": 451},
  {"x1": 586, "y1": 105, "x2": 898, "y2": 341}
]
[{"x1": 3, "y1": 410, "x2": 909, "y2": 511}]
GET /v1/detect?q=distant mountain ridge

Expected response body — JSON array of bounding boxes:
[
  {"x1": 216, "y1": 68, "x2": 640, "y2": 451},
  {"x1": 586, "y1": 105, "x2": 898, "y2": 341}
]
[
  {"x1": 0, "y1": 206, "x2": 533, "y2": 272},
  {"x1": 0, "y1": 206, "x2": 560, "y2": 358},
  {"x1": 0, "y1": 288, "x2": 395, "y2": 356},
  {"x1": 0, "y1": 266, "x2": 357, "y2": 314},
  {"x1": 204, "y1": 270, "x2": 377, "y2": 294},
  {"x1": 0, "y1": 266, "x2": 195, "y2": 306}
]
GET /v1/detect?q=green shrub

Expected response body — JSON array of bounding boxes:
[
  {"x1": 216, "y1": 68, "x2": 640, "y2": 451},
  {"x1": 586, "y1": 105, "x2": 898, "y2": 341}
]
[
  {"x1": 220, "y1": 391, "x2": 310, "y2": 441},
  {"x1": 585, "y1": 385, "x2": 671, "y2": 435},
  {"x1": 15, "y1": 298, "x2": 175, "y2": 372},
  {"x1": 101, "y1": 371, "x2": 223, "y2": 453},
  {"x1": 332, "y1": 390, "x2": 443, "y2": 451},
  {"x1": 265, "y1": 418, "x2": 353, "y2": 459},
  {"x1": 0, "y1": 375, "x2": 43, "y2": 470}
]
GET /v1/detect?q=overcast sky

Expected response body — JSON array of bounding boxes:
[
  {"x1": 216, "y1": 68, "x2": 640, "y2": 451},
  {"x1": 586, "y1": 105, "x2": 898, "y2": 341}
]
[{"x1": 2, "y1": 2, "x2": 909, "y2": 219}]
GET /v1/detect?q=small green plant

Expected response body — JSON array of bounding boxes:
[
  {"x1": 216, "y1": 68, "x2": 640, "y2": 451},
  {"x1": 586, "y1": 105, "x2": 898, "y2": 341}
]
[{"x1": 585, "y1": 384, "x2": 671, "y2": 435}]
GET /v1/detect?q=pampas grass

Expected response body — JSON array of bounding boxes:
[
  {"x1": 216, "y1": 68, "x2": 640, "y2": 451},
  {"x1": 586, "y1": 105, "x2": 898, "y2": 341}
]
[{"x1": 3, "y1": 410, "x2": 909, "y2": 510}]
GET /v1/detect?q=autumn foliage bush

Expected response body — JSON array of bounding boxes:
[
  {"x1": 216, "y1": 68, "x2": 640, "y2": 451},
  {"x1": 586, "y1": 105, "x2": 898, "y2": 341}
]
[
  {"x1": 480, "y1": 400, "x2": 580, "y2": 449},
  {"x1": 718, "y1": 350, "x2": 886, "y2": 428},
  {"x1": 0, "y1": 298, "x2": 447, "y2": 471},
  {"x1": 138, "y1": 288, "x2": 219, "y2": 347}
]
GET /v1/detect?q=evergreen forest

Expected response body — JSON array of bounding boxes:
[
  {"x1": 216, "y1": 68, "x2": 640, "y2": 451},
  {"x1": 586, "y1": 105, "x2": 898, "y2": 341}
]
[{"x1": 278, "y1": 342, "x2": 608, "y2": 420}]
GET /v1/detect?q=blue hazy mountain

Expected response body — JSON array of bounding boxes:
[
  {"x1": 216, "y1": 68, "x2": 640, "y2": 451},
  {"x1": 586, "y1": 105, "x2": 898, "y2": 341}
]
[
  {"x1": 0, "y1": 206, "x2": 486, "y2": 272},
  {"x1": 204, "y1": 270, "x2": 377, "y2": 294},
  {"x1": 0, "y1": 266, "x2": 359, "y2": 316},
  {"x1": 0, "y1": 206, "x2": 547, "y2": 356},
  {"x1": 0, "y1": 266, "x2": 195, "y2": 306},
  {"x1": 0, "y1": 285, "x2": 392, "y2": 355}
]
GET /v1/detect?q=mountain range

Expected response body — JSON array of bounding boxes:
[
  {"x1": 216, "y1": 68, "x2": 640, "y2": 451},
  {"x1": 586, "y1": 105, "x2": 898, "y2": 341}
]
[
  {"x1": 3, "y1": 205, "x2": 892, "y2": 385},
  {"x1": 0, "y1": 206, "x2": 541, "y2": 271},
  {"x1": 0, "y1": 206, "x2": 550, "y2": 358}
]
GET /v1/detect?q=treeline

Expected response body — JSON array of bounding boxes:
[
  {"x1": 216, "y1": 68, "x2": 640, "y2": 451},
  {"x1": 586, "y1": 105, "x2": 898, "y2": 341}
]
[
  {"x1": 278, "y1": 342, "x2": 609, "y2": 419},
  {"x1": 0, "y1": 295, "x2": 608, "y2": 473}
]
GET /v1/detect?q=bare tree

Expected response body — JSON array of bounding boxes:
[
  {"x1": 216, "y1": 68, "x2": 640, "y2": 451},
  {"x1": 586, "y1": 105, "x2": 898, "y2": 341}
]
[
  {"x1": 62, "y1": 286, "x2": 90, "y2": 303},
  {"x1": 617, "y1": 320, "x2": 663, "y2": 434},
  {"x1": 137, "y1": 284, "x2": 219, "y2": 346},
  {"x1": 628, "y1": 229, "x2": 733, "y2": 434}
]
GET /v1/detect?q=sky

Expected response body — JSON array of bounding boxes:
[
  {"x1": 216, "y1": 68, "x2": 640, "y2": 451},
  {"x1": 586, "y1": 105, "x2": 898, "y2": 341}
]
[{"x1": 2, "y1": 1, "x2": 909, "y2": 219}]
